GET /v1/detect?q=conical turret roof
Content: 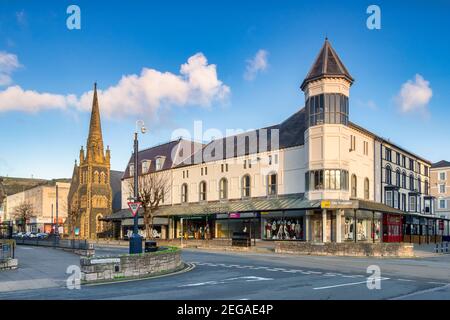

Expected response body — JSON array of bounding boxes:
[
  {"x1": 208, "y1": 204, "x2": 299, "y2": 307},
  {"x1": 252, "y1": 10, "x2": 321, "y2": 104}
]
[{"x1": 301, "y1": 38, "x2": 353, "y2": 90}]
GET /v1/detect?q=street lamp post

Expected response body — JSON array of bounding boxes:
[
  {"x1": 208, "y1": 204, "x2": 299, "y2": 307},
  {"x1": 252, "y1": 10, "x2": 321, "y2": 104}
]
[
  {"x1": 129, "y1": 120, "x2": 146, "y2": 254},
  {"x1": 55, "y1": 184, "x2": 59, "y2": 237}
]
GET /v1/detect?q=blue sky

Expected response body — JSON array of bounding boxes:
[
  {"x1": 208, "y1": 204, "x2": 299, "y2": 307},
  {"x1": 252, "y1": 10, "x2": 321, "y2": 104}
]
[{"x1": 0, "y1": 0, "x2": 449, "y2": 179}]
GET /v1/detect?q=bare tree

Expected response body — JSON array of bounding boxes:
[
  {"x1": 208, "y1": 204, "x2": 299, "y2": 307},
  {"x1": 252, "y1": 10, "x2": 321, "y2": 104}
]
[
  {"x1": 128, "y1": 171, "x2": 171, "y2": 239},
  {"x1": 13, "y1": 202, "x2": 34, "y2": 232}
]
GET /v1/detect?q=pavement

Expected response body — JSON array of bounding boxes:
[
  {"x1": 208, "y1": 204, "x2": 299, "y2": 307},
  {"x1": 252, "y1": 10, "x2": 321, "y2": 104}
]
[{"x1": 1, "y1": 244, "x2": 450, "y2": 299}]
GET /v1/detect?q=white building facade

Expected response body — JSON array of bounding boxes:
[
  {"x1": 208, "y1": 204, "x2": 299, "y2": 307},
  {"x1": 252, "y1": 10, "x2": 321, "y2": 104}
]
[{"x1": 112, "y1": 39, "x2": 448, "y2": 244}]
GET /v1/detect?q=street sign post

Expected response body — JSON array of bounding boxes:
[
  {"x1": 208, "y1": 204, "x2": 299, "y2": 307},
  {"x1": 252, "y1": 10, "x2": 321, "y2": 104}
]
[{"x1": 128, "y1": 202, "x2": 142, "y2": 217}]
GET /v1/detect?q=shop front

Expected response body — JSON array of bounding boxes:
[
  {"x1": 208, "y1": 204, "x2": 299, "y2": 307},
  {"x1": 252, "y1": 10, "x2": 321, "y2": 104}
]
[
  {"x1": 121, "y1": 217, "x2": 169, "y2": 240},
  {"x1": 342, "y1": 210, "x2": 382, "y2": 243},
  {"x1": 382, "y1": 214, "x2": 402, "y2": 243},
  {"x1": 174, "y1": 215, "x2": 215, "y2": 240},
  {"x1": 261, "y1": 210, "x2": 305, "y2": 241},
  {"x1": 215, "y1": 212, "x2": 260, "y2": 241}
]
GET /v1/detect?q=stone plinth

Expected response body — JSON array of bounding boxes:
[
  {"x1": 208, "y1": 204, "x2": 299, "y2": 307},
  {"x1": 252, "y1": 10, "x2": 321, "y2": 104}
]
[{"x1": 80, "y1": 247, "x2": 183, "y2": 283}]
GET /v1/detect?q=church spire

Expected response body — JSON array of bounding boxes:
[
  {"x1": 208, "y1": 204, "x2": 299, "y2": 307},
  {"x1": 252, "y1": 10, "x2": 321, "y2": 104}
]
[{"x1": 86, "y1": 83, "x2": 105, "y2": 162}]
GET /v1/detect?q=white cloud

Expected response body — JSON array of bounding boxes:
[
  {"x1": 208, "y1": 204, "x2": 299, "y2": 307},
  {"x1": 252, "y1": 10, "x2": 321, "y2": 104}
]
[
  {"x1": 396, "y1": 74, "x2": 432, "y2": 113},
  {"x1": 244, "y1": 49, "x2": 269, "y2": 81},
  {"x1": 0, "y1": 86, "x2": 76, "y2": 113},
  {"x1": 0, "y1": 53, "x2": 230, "y2": 117},
  {"x1": 0, "y1": 51, "x2": 21, "y2": 86}
]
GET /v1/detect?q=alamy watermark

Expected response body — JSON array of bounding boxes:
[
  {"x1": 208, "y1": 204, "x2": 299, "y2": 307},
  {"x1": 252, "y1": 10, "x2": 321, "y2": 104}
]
[
  {"x1": 366, "y1": 265, "x2": 382, "y2": 290},
  {"x1": 67, "y1": 5, "x2": 81, "y2": 30},
  {"x1": 170, "y1": 121, "x2": 280, "y2": 176},
  {"x1": 366, "y1": 5, "x2": 381, "y2": 30},
  {"x1": 66, "y1": 265, "x2": 81, "y2": 290}
]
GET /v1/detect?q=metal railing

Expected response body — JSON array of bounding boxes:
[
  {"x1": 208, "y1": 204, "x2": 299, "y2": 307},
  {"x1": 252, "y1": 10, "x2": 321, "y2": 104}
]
[{"x1": 15, "y1": 238, "x2": 91, "y2": 250}]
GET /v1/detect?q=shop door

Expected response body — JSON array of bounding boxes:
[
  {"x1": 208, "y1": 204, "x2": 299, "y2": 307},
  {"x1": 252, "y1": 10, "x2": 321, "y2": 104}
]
[{"x1": 312, "y1": 219, "x2": 322, "y2": 242}]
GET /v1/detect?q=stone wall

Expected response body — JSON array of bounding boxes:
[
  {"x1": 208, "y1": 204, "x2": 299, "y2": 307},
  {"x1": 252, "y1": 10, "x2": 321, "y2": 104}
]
[
  {"x1": 275, "y1": 242, "x2": 414, "y2": 257},
  {"x1": 80, "y1": 248, "x2": 183, "y2": 283},
  {"x1": 0, "y1": 258, "x2": 18, "y2": 270}
]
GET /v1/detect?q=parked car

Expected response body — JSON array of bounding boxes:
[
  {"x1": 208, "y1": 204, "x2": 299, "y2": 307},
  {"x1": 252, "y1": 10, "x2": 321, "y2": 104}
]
[
  {"x1": 36, "y1": 233, "x2": 49, "y2": 239},
  {"x1": 13, "y1": 232, "x2": 25, "y2": 238}
]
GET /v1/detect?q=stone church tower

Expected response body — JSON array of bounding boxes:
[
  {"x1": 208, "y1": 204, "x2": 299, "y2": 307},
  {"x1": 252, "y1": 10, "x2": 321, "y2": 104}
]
[{"x1": 68, "y1": 84, "x2": 112, "y2": 239}]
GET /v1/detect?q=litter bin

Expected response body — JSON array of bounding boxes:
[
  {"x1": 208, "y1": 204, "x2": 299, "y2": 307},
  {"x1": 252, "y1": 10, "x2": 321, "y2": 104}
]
[
  {"x1": 144, "y1": 241, "x2": 158, "y2": 252},
  {"x1": 231, "y1": 232, "x2": 251, "y2": 247}
]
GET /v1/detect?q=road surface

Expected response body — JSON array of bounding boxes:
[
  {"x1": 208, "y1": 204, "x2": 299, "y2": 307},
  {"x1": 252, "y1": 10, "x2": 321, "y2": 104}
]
[{"x1": 1, "y1": 244, "x2": 450, "y2": 300}]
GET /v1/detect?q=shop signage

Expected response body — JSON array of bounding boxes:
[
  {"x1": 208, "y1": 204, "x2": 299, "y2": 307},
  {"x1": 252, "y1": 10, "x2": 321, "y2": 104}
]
[
  {"x1": 229, "y1": 213, "x2": 240, "y2": 219},
  {"x1": 387, "y1": 215, "x2": 401, "y2": 224},
  {"x1": 91, "y1": 258, "x2": 121, "y2": 265},
  {"x1": 321, "y1": 200, "x2": 353, "y2": 209},
  {"x1": 216, "y1": 213, "x2": 228, "y2": 219},
  {"x1": 439, "y1": 220, "x2": 444, "y2": 230}
]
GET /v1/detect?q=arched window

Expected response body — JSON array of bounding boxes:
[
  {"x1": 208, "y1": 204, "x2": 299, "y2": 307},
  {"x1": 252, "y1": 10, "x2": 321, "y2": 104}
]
[
  {"x1": 199, "y1": 181, "x2": 207, "y2": 202},
  {"x1": 94, "y1": 171, "x2": 99, "y2": 184},
  {"x1": 100, "y1": 172, "x2": 106, "y2": 184},
  {"x1": 267, "y1": 173, "x2": 278, "y2": 196},
  {"x1": 242, "y1": 175, "x2": 251, "y2": 198},
  {"x1": 385, "y1": 166, "x2": 392, "y2": 185},
  {"x1": 364, "y1": 178, "x2": 370, "y2": 200},
  {"x1": 351, "y1": 174, "x2": 357, "y2": 198},
  {"x1": 219, "y1": 178, "x2": 228, "y2": 200},
  {"x1": 96, "y1": 214, "x2": 104, "y2": 234},
  {"x1": 181, "y1": 183, "x2": 188, "y2": 203},
  {"x1": 410, "y1": 174, "x2": 415, "y2": 191},
  {"x1": 425, "y1": 180, "x2": 429, "y2": 195},
  {"x1": 396, "y1": 169, "x2": 401, "y2": 187}
]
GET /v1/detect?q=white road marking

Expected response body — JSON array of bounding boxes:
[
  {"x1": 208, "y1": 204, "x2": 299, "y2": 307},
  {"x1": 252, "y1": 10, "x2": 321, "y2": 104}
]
[
  {"x1": 190, "y1": 262, "x2": 370, "y2": 283},
  {"x1": 427, "y1": 281, "x2": 449, "y2": 285},
  {"x1": 396, "y1": 279, "x2": 415, "y2": 282},
  {"x1": 390, "y1": 284, "x2": 450, "y2": 300},
  {"x1": 313, "y1": 277, "x2": 390, "y2": 290},
  {"x1": 178, "y1": 276, "x2": 273, "y2": 287}
]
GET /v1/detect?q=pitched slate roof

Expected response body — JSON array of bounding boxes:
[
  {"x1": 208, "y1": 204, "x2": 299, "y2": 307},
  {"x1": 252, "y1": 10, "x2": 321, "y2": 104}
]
[
  {"x1": 175, "y1": 108, "x2": 307, "y2": 167},
  {"x1": 301, "y1": 39, "x2": 354, "y2": 90},
  {"x1": 432, "y1": 160, "x2": 450, "y2": 169},
  {"x1": 122, "y1": 139, "x2": 204, "y2": 179}
]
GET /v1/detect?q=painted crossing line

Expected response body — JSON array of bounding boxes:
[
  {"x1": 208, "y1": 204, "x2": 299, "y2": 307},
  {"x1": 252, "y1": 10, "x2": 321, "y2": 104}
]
[{"x1": 190, "y1": 262, "x2": 368, "y2": 281}]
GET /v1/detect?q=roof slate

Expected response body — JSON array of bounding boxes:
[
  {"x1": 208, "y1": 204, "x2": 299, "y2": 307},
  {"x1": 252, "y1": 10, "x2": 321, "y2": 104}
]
[
  {"x1": 432, "y1": 160, "x2": 450, "y2": 169},
  {"x1": 301, "y1": 39, "x2": 354, "y2": 89}
]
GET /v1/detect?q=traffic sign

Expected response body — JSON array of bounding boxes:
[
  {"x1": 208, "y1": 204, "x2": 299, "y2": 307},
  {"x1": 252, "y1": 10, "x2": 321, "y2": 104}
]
[{"x1": 128, "y1": 202, "x2": 142, "y2": 217}]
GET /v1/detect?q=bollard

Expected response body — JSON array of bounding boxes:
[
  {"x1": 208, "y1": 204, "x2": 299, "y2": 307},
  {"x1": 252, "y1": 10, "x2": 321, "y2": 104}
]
[
  {"x1": 435, "y1": 243, "x2": 439, "y2": 253},
  {"x1": 446, "y1": 242, "x2": 449, "y2": 254},
  {"x1": 441, "y1": 242, "x2": 444, "y2": 253}
]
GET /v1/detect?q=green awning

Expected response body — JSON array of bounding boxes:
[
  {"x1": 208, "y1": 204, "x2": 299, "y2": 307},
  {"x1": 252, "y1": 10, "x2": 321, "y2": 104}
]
[{"x1": 153, "y1": 196, "x2": 320, "y2": 217}]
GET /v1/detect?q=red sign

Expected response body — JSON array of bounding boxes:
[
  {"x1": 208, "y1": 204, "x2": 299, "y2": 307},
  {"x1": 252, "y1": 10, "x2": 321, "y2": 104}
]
[
  {"x1": 128, "y1": 202, "x2": 142, "y2": 217},
  {"x1": 439, "y1": 220, "x2": 444, "y2": 231}
]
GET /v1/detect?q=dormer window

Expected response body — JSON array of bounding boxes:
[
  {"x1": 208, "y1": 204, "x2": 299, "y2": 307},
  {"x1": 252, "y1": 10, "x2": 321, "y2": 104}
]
[
  {"x1": 155, "y1": 156, "x2": 165, "y2": 171},
  {"x1": 142, "y1": 160, "x2": 151, "y2": 174}
]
